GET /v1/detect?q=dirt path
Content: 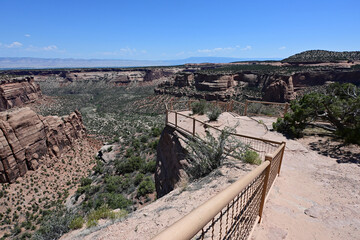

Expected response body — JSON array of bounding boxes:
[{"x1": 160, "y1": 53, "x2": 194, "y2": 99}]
[{"x1": 251, "y1": 117, "x2": 360, "y2": 240}]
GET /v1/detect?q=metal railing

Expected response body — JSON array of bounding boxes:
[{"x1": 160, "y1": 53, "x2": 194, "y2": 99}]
[
  {"x1": 244, "y1": 100, "x2": 289, "y2": 118},
  {"x1": 153, "y1": 101, "x2": 286, "y2": 240},
  {"x1": 168, "y1": 99, "x2": 289, "y2": 118}
]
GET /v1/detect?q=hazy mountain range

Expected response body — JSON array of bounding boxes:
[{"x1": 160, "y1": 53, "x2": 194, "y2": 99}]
[{"x1": 0, "y1": 57, "x2": 281, "y2": 69}]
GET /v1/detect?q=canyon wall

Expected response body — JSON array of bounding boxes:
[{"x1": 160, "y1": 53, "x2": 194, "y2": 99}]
[
  {"x1": 0, "y1": 77, "x2": 42, "y2": 111},
  {"x1": 0, "y1": 107, "x2": 86, "y2": 183},
  {"x1": 155, "y1": 126, "x2": 190, "y2": 198},
  {"x1": 6, "y1": 68, "x2": 184, "y2": 85},
  {"x1": 155, "y1": 70, "x2": 360, "y2": 102}
]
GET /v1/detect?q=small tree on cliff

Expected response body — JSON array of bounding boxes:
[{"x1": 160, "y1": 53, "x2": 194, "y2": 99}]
[
  {"x1": 185, "y1": 126, "x2": 248, "y2": 179},
  {"x1": 273, "y1": 83, "x2": 360, "y2": 144}
]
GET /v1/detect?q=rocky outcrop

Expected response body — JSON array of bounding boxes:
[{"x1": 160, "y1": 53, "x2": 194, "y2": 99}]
[
  {"x1": 155, "y1": 126, "x2": 190, "y2": 198},
  {"x1": 0, "y1": 107, "x2": 86, "y2": 183},
  {"x1": 195, "y1": 73, "x2": 234, "y2": 91},
  {"x1": 0, "y1": 77, "x2": 42, "y2": 111},
  {"x1": 154, "y1": 73, "x2": 235, "y2": 101}
]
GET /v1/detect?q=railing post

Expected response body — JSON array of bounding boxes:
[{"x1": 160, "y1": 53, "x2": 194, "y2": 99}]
[
  {"x1": 244, "y1": 100, "x2": 248, "y2": 116},
  {"x1": 231, "y1": 100, "x2": 234, "y2": 112},
  {"x1": 259, "y1": 155, "x2": 272, "y2": 223},
  {"x1": 175, "y1": 111, "x2": 178, "y2": 128},
  {"x1": 283, "y1": 103, "x2": 289, "y2": 116},
  {"x1": 166, "y1": 109, "x2": 168, "y2": 125},
  {"x1": 171, "y1": 99, "x2": 173, "y2": 110},
  {"x1": 278, "y1": 142, "x2": 286, "y2": 175},
  {"x1": 188, "y1": 100, "x2": 191, "y2": 111},
  {"x1": 192, "y1": 118, "x2": 196, "y2": 136}
]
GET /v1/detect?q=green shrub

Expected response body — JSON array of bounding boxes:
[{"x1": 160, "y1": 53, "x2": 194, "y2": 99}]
[
  {"x1": 191, "y1": 100, "x2": 207, "y2": 115},
  {"x1": 116, "y1": 156, "x2": 144, "y2": 174},
  {"x1": 273, "y1": 83, "x2": 360, "y2": 144},
  {"x1": 151, "y1": 127, "x2": 161, "y2": 137},
  {"x1": 243, "y1": 150, "x2": 261, "y2": 165},
  {"x1": 93, "y1": 161, "x2": 104, "y2": 175},
  {"x1": 104, "y1": 176, "x2": 123, "y2": 193},
  {"x1": 207, "y1": 105, "x2": 222, "y2": 121},
  {"x1": 33, "y1": 206, "x2": 75, "y2": 240},
  {"x1": 142, "y1": 160, "x2": 156, "y2": 173},
  {"x1": 80, "y1": 177, "x2": 92, "y2": 187},
  {"x1": 86, "y1": 204, "x2": 127, "y2": 228},
  {"x1": 137, "y1": 177, "x2": 155, "y2": 197},
  {"x1": 69, "y1": 216, "x2": 84, "y2": 230},
  {"x1": 186, "y1": 127, "x2": 247, "y2": 179},
  {"x1": 97, "y1": 193, "x2": 131, "y2": 209},
  {"x1": 134, "y1": 173, "x2": 144, "y2": 186},
  {"x1": 149, "y1": 139, "x2": 159, "y2": 150}
]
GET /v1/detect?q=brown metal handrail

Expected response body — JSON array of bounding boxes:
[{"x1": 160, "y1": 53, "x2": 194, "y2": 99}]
[{"x1": 153, "y1": 161, "x2": 270, "y2": 240}]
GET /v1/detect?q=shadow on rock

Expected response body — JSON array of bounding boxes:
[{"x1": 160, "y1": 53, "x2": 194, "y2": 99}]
[{"x1": 308, "y1": 138, "x2": 360, "y2": 165}]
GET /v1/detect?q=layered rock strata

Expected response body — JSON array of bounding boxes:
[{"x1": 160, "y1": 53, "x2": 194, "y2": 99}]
[
  {"x1": 0, "y1": 107, "x2": 86, "y2": 183},
  {"x1": 155, "y1": 70, "x2": 360, "y2": 102},
  {"x1": 0, "y1": 77, "x2": 42, "y2": 111}
]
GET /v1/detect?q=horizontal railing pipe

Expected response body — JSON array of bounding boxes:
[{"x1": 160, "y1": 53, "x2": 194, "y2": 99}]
[{"x1": 152, "y1": 161, "x2": 270, "y2": 240}]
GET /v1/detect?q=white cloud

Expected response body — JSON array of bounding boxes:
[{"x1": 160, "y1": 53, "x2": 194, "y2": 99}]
[
  {"x1": 26, "y1": 45, "x2": 60, "y2": 52},
  {"x1": 43, "y1": 45, "x2": 57, "y2": 51},
  {"x1": 197, "y1": 47, "x2": 235, "y2": 53},
  {"x1": 25, "y1": 34, "x2": 31, "y2": 37},
  {"x1": 5, "y1": 41, "x2": 23, "y2": 48},
  {"x1": 99, "y1": 47, "x2": 147, "y2": 57},
  {"x1": 196, "y1": 45, "x2": 252, "y2": 54},
  {"x1": 241, "y1": 45, "x2": 252, "y2": 51},
  {"x1": 279, "y1": 46, "x2": 286, "y2": 50}
]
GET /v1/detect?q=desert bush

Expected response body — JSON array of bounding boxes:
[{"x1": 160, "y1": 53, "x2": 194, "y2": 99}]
[
  {"x1": 80, "y1": 177, "x2": 92, "y2": 187},
  {"x1": 93, "y1": 161, "x2": 104, "y2": 175},
  {"x1": 97, "y1": 193, "x2": 131, "y2": 210},
  {"x1": 134, "y1": 173, "x2": 144, "y2": 186},
  {"x1": 32, "y1": 206, "x2": 75, "y2": 240},
  {"x1": 207, "y1": 105, "x2": 222, "y2": 121},
  {"x1": 116, "y1": 156, "x2": 144, "y2": 174},
  {"x1": 243, "y1": 150, "x2": 261, "y2": 165},
  {"x1": 141, "y1": 160, "x2": 156, "y2": 173},
  {"x1": 186, "y1": 127, "x2": 247, "y2": 179},
  {"x1": 69, "y1": 216, "x2": 84, "y2": 230},
  {"x1": 191, "y1": 100, "x2": 207, "y2": 115},
  {"x1": 151, "y1": 127, "x2": 161, "y2": 137},
  {"x1": 137, "y1": 177, "x2": 155, "y2": 197}
]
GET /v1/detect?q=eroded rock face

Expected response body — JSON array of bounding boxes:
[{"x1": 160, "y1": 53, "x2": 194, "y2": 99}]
[
  {"x1": 195, "y1": 73, "x2": 234, "y2": 91},
  {"x1": 0, "y1": 77, "x2": 42, "y2": 111},
  {"x1": 155, "y1": 126, "x2": 190, "y2": 198},
  {"x1": 0, "y1": 107, "x2": 86, "y2": 183}
]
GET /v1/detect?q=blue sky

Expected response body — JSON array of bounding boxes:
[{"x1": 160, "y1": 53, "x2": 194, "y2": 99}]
[{"x1": 0, "y1": 0, "x2": 359, "y2": 60}]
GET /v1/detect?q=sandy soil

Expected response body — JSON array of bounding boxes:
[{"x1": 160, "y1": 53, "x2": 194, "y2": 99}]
[{"x1": 61, "y1": 114, "x2": 360, "y2": 240}]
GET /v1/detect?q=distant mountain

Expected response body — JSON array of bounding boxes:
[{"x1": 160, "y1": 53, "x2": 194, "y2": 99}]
[
  {"x1": 282, "y1": 50, "x2": 360, "y2": 63},
  {"x1": 0, "y1": 57, "x2": 280, "y2": 69}
]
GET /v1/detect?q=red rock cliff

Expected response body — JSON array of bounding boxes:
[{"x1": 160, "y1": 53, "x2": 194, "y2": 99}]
[
  {"x1": 0, "y1": 107, "x2": 86, "y2": 183},
  {"x1": 0, "y1": 77, "x2": 42, "y2": 111}
]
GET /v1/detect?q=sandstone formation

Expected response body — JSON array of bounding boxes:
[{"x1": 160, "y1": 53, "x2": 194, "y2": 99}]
[
  {"x1": 0, "y1": 107, "x2": 86, "y2": 183},
  {"x1": 155, "y1": 126, "x2": 190, "y2": 198},
  {"x1": 155, "y1": 69, "x2": 360, "y2": 102},
  {"x1": 154, "y1": 73, "x2": 235, "y2": 101},
  {"x1": 2, "y1": 68, "x2": 183, "y2": 85},
  {"x1": 195, "y1": 73, "x2": 234, "y2": 91},
  {"x1": 0, "y1": 77, "x2": 42, "y2": 111}
]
